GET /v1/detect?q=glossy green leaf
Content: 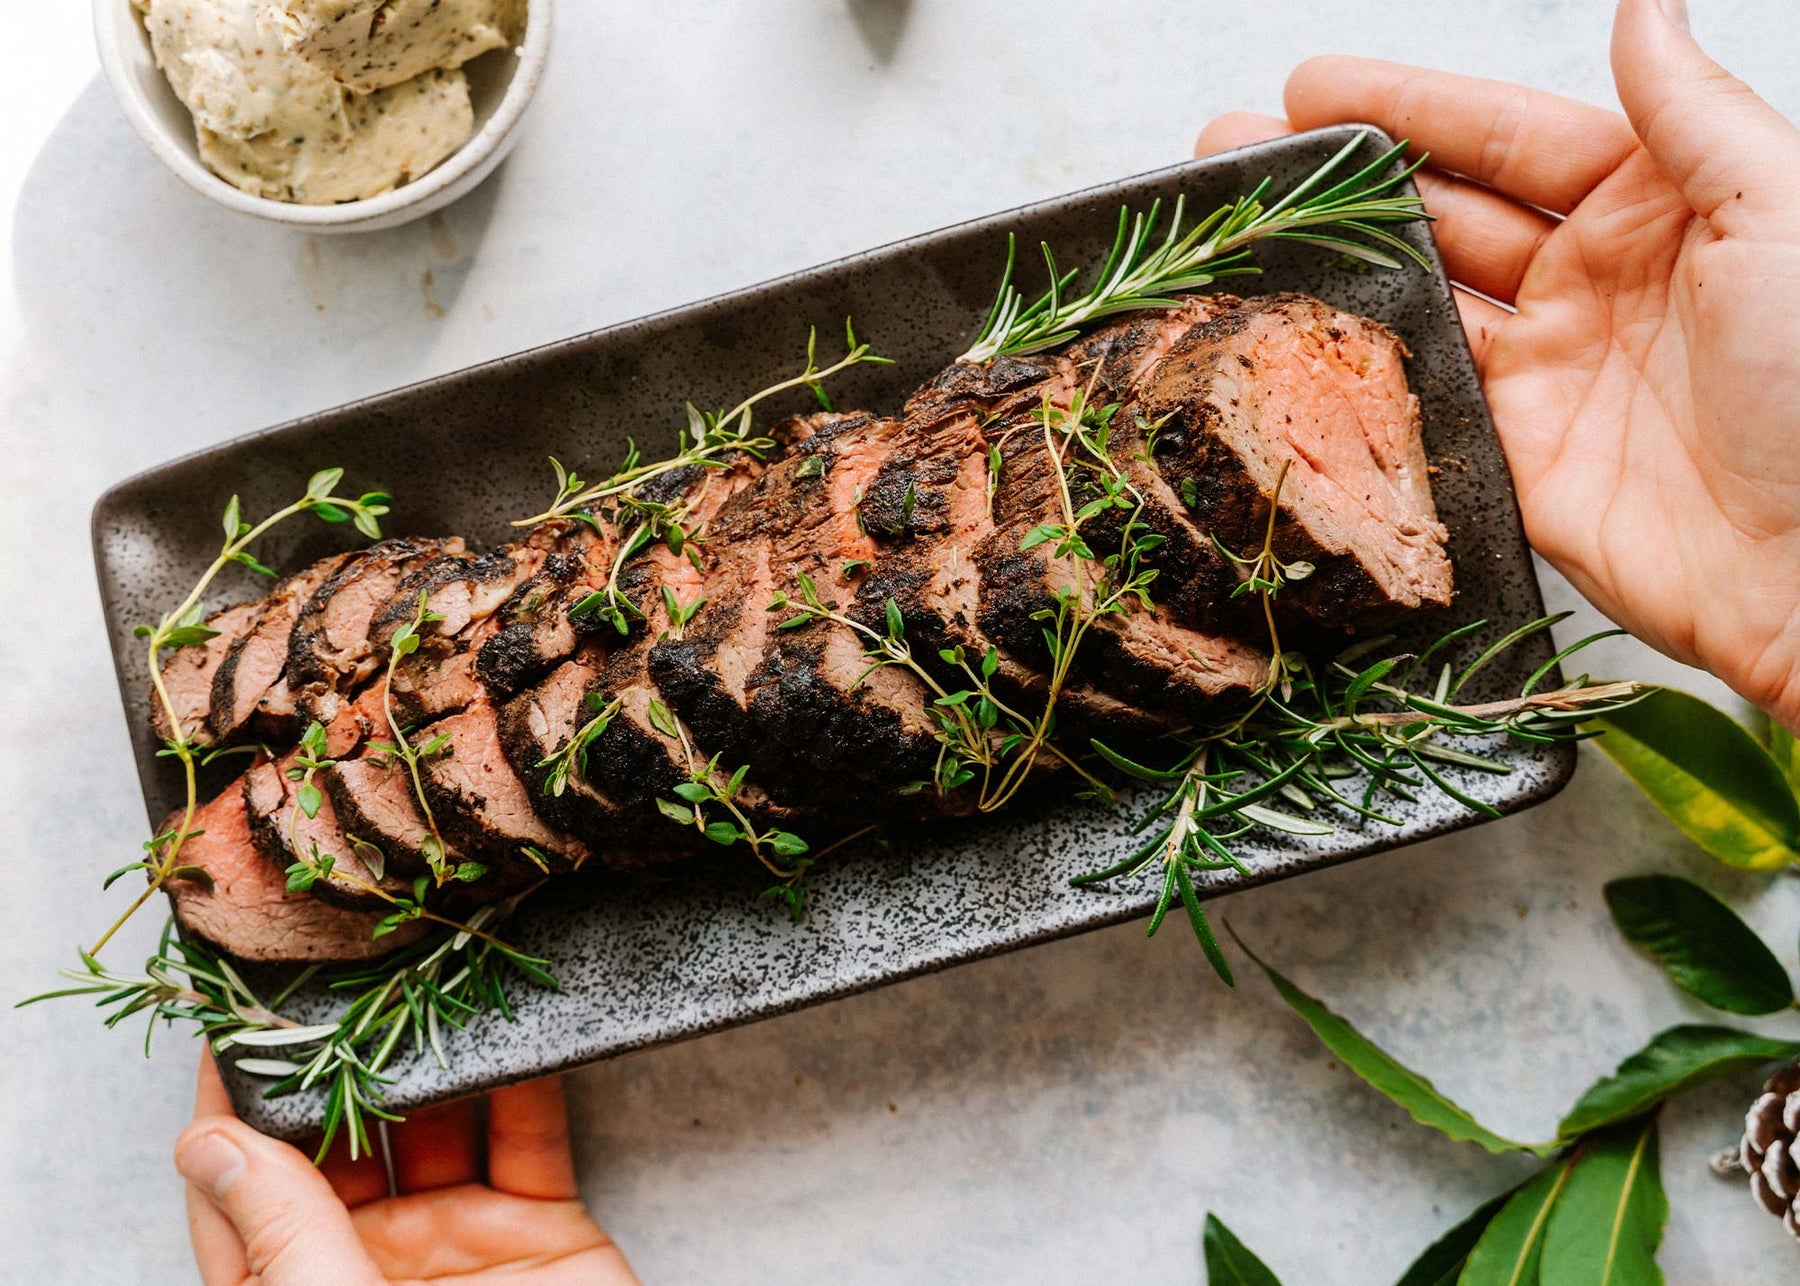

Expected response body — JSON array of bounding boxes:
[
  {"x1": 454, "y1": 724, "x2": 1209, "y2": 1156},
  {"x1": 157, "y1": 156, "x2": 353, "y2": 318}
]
[
  {"x1": 1557, "y1": 1026, "x2": 1800, "y2": 1139},
  {"x1": 1203, "y1": 1214, "x2": 1283, "y2": 1286},
  {"x1": 1392, "y1": 1187, "x2": 1515, "y2": 1286},
  {"x1": 1232, "y1": 929, "x2": 1545, "y2": 1155},
  {"x1": 1604, "y1": 876, "x2": 1792, "y2": 1014},
  {"x1": 1540, "y1": 1118, "x2": 1666, "y2": 1286},
  {"x1": 1592, "y1": 689, "x2": 1800, "y2": 870},
  {"x1": 1458, "y1": 1161, "x2": 1572, "y2": 1286},
  {"x1": 1771, "y1": 724, "x2": 1800, "y2": 798}
]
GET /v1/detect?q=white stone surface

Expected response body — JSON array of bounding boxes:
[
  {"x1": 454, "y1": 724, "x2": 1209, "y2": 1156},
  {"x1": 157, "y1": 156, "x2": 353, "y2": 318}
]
[{"x1": 4, "y1": 2, "x2": 1800, "y2": 1282}]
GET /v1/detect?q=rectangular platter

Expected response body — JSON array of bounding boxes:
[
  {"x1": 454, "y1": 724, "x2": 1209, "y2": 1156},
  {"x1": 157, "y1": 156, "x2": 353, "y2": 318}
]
[{"x1": 92, "y1": 125, "x2": 1571, "y2": 1137}]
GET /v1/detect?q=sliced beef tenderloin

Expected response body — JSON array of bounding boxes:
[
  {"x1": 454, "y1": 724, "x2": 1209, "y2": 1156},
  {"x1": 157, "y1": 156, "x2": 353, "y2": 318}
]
[
  {"x1": 242, "y1": 753, "x2": 413, "y2": 911},
  {"x1": 476, "y1": 519, "x2": 615, "y2": 694},
  {"x1": 649, "y1": 414, "x2": 886, "y2": 788},
  {"x1": 977, "y1": 398, "x2": 1270, "y2": 717},
  {"x1": 368, "y1": 521, "x2": 580, "y2": 727},
  {"x1": 681, "y1": 413, "x2": 955, "y2": 804},
  {"x1": 286, "y1": 536, "x2": 466, "y2": 727},
  {"x1": 497, "y1": 644, "x2": 696, "y2": 866},
  {"x1": 163, "y1": 786, "x2": 425, "y2": 963},
  {"x1": 207, "y1": 553, "x2": 360, "y2": 746},
  {"x1": 416, "y1": 693, "x2": 591, "y2": 874},
  {"x1": 476, "y1": 456, "x2": 764, "y2": 696},
  {"x1": 151, "y1": 599, "x2": 265, "y2": 747},
  {"x1": 1132, "y1": 293, "x2": 1452, "y2": 627}
]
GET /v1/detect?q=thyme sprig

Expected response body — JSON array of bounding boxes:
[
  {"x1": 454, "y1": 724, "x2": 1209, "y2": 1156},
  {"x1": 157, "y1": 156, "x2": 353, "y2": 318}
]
[
  {"x1": 94, "y1": 471, "x2": 391, "y2": 958},
  {"x1": 567, "y1": 494, "x2": 698, "y2": 635},
  {"x1": 647, "y1": 699, "x2": 811, "y2": 880},
  {"x1": 1074, "y1": 620, "x2": 1646, "y2": 982},
  {"x1": 536, "y1": 694, "x2": 621, "y2": 799},
  {"x1": 960, "y1": 132, "x2": 1428, "y2": 362},
  {"x1": 515, "y1": 323, "x2": 892, "y2": 527},
  {"x1": 1213, "y1": 458, "x2": 1314, "y2": 700},
  {"x1": 364, "y1": 589, "x2": 478, "y2": 886},
  {"x1": 24, "y1": 895, "x2": 555, "y2": 1161},
  {"x1": 767, "y1": 381, "x2": 1160, "y2": 812}
]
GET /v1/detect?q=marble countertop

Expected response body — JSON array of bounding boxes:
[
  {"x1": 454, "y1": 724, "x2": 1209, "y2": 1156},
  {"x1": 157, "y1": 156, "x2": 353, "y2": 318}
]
[{"x1": 4, "y1": 2, "x2": 1799, "y2": 1282}]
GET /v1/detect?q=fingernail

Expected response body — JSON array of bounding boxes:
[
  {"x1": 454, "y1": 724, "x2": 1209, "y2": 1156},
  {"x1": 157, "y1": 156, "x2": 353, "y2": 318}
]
[
  {"x1": 176, "y1": 1130, "x2": 247, "y2": 1200},
  {"x1": 1657, "y1": 0, "x2": 1690, "y2": 30}
]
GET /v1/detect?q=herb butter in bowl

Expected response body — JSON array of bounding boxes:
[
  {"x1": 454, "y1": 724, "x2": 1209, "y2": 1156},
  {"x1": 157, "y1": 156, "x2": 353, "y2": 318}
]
[{"x1": 95, "y1": 0, "x2": 550, "y2": 232}]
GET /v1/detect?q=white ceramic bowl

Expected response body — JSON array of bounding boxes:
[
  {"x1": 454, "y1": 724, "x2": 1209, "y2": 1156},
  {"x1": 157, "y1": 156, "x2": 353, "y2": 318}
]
[{"x1": 94, "y1": 0, "x2": 551, "y2": 232}]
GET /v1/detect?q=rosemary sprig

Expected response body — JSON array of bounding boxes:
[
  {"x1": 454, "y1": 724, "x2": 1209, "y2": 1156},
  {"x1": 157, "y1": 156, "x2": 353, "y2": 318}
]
[
  {"x1": 515, "y1": 323, "x2": 892, "y2": 527},
  {"x1": 93, "y1": 472, "x2": 391, "y2": 958},
  {"x1": 960, "y1": 132, "x2": 1428, "y2": 362},
  {"x1": 1074, "y1": 621, "x2": 1647, "y2": 982},
  {"x1": 23, "y1": 894, "x2": 555, "y2": 1161}
]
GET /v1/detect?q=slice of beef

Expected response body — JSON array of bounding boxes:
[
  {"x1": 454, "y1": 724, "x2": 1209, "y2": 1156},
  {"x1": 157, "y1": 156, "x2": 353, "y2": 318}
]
[
  {"x1": 976, "y1": 400, "x2": 1270, "y2": 716},
  {"x1": 856, "y1": 327, "x2": 1192, "y2": 750},
  {"x1": 417, "y1": 693, "x2": 591, "y2": 873},
  {"x1": 286, "y1": 536, "x2": 466, "y2": 727},
  {"x1": 497, "y1": 644, "x2": 695, "y2": 866},
  {"x1": 152, "y1": 599, "x2": 264, "y2": 747},
  {"x1": 207, "y1": 553, "x2": 359, "y2": 747},
  {"x1": 367, "y1": 521, "x2": 579, "y2": 727},
  {"x1": 649, "y1": 413, "x2": 884, "y2": 789},
  {"x1": 243, "y1": 754, "x2": 413, "y2": 911},
  {"x1": 324, "y1": 752, "x2": 443, "y2": 880},
  {"x1": 699, "y1": 414, "x2": 955, "y2": 801},
  {"x1": 163, "y1": 786, "x2": 426, "y2": 963},
  {"x1": 476, "y1": 519, "x2": 614, "y2": 694},
  {"x1": 476, "y1": 456, "x2": 764, "y2": 695},
  {"x1": 1132, "y1": 294, "x2": 1452, "y2": 626}
]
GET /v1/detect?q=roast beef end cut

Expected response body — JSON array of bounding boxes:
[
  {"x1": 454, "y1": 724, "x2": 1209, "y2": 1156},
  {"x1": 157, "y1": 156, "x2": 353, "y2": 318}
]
[
  {"x1": 163, "y1": 786, "x2": 426, "y2": 962},
  {"x1": 1137, "y1": 294, "x2": 1452, "y2": 625}
]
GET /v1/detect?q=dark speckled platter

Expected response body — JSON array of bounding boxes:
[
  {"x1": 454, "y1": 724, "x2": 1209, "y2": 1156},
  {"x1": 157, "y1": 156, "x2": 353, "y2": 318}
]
[{"x1": 93, "y1": 126, "x2": 1570, "y2": 1137}]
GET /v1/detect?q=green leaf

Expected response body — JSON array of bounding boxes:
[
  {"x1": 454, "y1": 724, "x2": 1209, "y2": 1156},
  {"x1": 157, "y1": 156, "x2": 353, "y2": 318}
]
[
  {"x1": 647, "y1": 699, "x2": 679, "y2": 739},
  {"x1": 1593, "y1": 688, "x2": 1800, "y2": 870},
  {"x1": 1391, "y1": 1187, "x2": 1515, "y2": 1286},
  {"x1": 655, "y1": 798, "x2": 694, "y2": 826},
  {"x1": 101, "y1": 861, "x2": 152, "y2": 891},
  {"x1": 1202, "y1": 1214, "x2": 1283, "y2": 1286},
  {"x1": 297, "y1": 782, "x2": 323, "y2": 820},
  {"x1": 1175, "y1": 862, "x2": 1234, "y2": 986},
  {"x1": 1556, "y1": 1026, "x2": 1800, "y2": 1139},
  {"x1": 1603, "y1": 876, "x2": 1792, "y2": 1014},
  {"x1": 1231, "y1": 928, "x2": 1543, "y2": 1156},
  {"x1": 768, "y1": 830, "x2": 809, "y2": 858},
  {"x1": 221, "y1": 494, "x2": 242, "y2": 539},
  {"x1": 306, "y1": 467, "x2": 345, "y2": 500},
  {"x1": 1770, "y1": 723, "x2": 1800, "y2": 798},
  {"x1": 1540, "y1": 1118, "x2": 1666, "y2": 1286},
  {"x1": 703, "y1": 821, "x2": 740, "y2": 846},
  {"x1": 162, "y1": 625, "x2": 221, "y2": 650},
  {"x1": 1459, "y1": 1161, "x2": 1573, "y2": 1286},
  {"x1": 671, "y1": 782, "x2": 712, "y2": 804}
]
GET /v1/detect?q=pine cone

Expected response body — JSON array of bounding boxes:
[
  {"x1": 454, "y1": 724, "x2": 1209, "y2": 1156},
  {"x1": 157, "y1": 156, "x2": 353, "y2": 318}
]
[{"x1": 1742, "y1": 1062, "x2": 1800, "y2": 1240}]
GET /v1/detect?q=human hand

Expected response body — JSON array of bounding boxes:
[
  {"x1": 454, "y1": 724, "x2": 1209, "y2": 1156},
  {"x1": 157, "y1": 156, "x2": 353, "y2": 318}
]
[
  {"x1": 1196, "y1": 0, "x2": 1800, "y2": 727},
  {"x1": 175, "y1": 1051, "x2": 638, "y2": 1285}
]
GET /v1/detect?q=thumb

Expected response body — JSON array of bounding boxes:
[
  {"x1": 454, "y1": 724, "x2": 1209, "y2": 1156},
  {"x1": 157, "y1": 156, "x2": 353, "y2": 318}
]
[
  {"x1": 175, "y1": 1114, "x2": 386, "y2": 1286},
  {"x1": 1611, "y1": 0, "x2": 1800, "y2": 225}
]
